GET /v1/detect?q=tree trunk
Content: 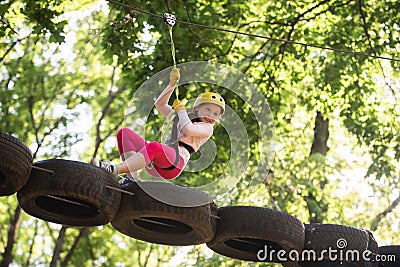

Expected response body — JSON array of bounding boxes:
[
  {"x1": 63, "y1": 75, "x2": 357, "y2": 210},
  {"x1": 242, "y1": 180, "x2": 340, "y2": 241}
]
[
  {"x1": 306, "y1": 111, "x2": 329, "y2": 223},
  {"x1": 1, "y1": 205, "x2": 22, "y2": 267},
  {"x1": 310, "y1": 111, "x2": 329, "y2": 156}
]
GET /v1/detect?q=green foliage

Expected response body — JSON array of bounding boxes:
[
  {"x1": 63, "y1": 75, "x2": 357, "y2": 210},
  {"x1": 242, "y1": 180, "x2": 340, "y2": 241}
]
[{"x1": 1, "y1": 0, "x2": 400, "y2": 266}]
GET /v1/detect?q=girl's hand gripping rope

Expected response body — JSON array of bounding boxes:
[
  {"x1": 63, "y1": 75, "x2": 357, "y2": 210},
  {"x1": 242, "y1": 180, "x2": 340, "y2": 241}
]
[
  {"x1": 172, "y1": 99, "x2": 185, "y2": 111},
  {"x1": 169, "y1": 67, "x2": 180, "y2": 87}
]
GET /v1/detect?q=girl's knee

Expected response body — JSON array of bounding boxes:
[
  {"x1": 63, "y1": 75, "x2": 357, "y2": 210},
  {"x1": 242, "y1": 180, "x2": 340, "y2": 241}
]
[
  {"x1": 117, "y1": 128, "x2": 132, "y2": 140},
  {"x1": 117, "y1": 128, "x2": 137, "y2": 153}
]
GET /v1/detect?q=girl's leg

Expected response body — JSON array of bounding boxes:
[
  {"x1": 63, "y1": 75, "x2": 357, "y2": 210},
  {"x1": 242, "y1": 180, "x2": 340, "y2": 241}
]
[
  {"x1": 120, "y1": 151, "x2": 138, "y2": 178},
  {"x1": 115, "y1": 152, "x2": 146, "y2": 175},
  {"x1": 116, "y1": 142, "x2": 184, "y2": 180},
  {"x1": 92, "y1": 128, "x2": 146, "y2": 177},
  {"x1": 93, "y1": 128, "x2": 184, "y2": 180},
  {"x1": 116, "y1": 128, "x2": 147, "y2": 178},
  {"x1": 117, "y1": 128, "x2": 147, "y2": 154}
]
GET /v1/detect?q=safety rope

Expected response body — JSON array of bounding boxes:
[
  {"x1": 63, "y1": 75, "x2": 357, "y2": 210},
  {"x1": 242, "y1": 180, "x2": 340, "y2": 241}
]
[
  {"x1": 168, "y1": 25, "x2": 177, "y2": 68},
  {"x1": 169, "y1": 26, "x2": 179, "y2": 100},
  {"x1": 163, "y1": 13, "x2": 179, "y2": 100},
  {"x1": 159, "y1": 13, "x2": 181, "y2": 170}
]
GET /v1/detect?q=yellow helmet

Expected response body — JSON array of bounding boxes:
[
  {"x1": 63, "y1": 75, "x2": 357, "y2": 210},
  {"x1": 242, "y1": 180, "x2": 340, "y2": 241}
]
[{"x1": 194, "y1": 92, "x2": 225, "y2": 115}]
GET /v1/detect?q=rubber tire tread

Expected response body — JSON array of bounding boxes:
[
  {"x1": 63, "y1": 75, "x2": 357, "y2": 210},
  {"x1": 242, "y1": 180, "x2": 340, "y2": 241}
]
[
  {"x1": 17, "y1": 159, "x2": 121, "y2": 226},
  {"x1": 0, "y1": 131, "x2": 33, "y2": 196},
  {"x1": 299, "y1": 223, "x2": 378, "y2": 267},
  {"x1": 206, "y1": 206, "x2": 305, "y2": 262},
  {"x1": 378, "y1": 245, "x2": 400, "y2": 267},
  {"x1": 111, "y1": 181, "x2": 218, "y2": 246}
]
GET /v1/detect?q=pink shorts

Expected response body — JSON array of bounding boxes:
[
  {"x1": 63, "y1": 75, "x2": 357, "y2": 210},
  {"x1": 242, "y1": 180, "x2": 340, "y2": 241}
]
[{"x1": 116, "y1": 128, "x2": 184, "y2": 180}]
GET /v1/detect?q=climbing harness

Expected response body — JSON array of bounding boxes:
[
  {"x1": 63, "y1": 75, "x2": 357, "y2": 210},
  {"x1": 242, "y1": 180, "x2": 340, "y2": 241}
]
[{"x1": 161, "y1": 113, "x2": 199, "y2": 171}]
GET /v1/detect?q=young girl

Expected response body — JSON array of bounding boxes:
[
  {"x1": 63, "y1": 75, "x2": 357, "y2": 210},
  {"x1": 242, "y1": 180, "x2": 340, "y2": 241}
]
[{"x1": 91, "y1": 68, "x2": 225, "y2": 185}]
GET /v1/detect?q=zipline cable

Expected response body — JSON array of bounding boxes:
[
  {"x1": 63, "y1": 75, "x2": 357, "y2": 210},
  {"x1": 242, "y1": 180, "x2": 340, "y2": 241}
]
[{"x1": 106, "y1": 0, "x2": 400, "y2": 63}]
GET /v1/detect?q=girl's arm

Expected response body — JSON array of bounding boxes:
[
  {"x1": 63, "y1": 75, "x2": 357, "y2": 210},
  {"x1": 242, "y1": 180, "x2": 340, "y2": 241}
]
[
  {"x1": 154, "y1": 68, "x2": 180, "y2": 118},
  {"x1": 154, "y1": 84, "x2": 174, "y2": 118},
  {"x1": 177, "y1": 110, "x2": 213, "y2": 138}
]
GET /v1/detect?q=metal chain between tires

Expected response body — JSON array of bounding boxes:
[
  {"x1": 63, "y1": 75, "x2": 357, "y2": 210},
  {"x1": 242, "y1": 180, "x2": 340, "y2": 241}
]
[{"x1": 31, "y1": 165, "x2": 136, "y2": 196}]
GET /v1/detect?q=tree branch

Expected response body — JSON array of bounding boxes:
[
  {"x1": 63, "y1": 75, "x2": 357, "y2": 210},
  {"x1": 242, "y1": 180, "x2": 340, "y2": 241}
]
[
  {"x1": 0, "y1": 205, "x2": 22, "y2": 267},
  {"x1": 60, "y1": 227, "x2": 90, "y2": 267},
  {"x1": 142, "y1": 243, "x2": 154, "y2": 267},
  {"x1": 93, "y1": 82, "x2": 127, "y2": 157},
  {"x1": 0, "y1": 19, "x2": 19, "y2": 36},
  {"x1": 24, "y1": 220, "x2": 39, "y2": 267},
  {"x1": 371, "y1": 192, "x2": 400, "y2": 231},
  {"x1": 50, "y1": 226, "x2": 67, "y2": 267},
  {"x1": 357, "y1": 0, "x2": 396, "y2": 97}
]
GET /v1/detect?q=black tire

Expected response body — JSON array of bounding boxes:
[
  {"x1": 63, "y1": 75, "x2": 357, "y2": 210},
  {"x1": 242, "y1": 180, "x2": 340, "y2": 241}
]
[
  {"x1": 206, "y1": 206, "x2": 305, "y2": 262},
  {"x1": 0, "y1": 131, "x2": 33, "y2": 196},
  {"x1": 111, "y1": 181, "x2": 218, "y2": 246},
  {"x1": 17, "y1": 159, "x2": 121, "y2": 226},
  {"x1": 378, "y1": 245, "x2": 400, "y2": 267},
  {"x1": 299, "y1": 223, "x2": 378, "y2": 267}
]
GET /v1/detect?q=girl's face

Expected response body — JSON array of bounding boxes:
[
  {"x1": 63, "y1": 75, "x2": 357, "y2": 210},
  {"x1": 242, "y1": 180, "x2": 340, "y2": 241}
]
[{"x1": 196, "y1": 103, "x2": 223, "y2": 124}]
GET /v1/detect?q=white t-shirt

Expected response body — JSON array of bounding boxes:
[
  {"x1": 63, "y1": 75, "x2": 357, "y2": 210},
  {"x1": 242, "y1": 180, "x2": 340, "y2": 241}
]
[{"x1": 157, "y1": 102, "x2": 213, "y2": 165}]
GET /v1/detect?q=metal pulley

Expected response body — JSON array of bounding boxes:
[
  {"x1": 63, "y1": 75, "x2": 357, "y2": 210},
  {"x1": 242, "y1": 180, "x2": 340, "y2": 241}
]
[{"x1": 163, "y1": 13, "x2": 176, "y2": 27}]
